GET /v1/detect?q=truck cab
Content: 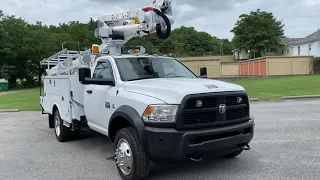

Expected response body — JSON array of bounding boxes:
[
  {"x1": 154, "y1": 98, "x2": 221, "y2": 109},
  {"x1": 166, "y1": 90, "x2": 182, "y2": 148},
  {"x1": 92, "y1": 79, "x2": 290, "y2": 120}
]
[{"x1": 78, "y1": 53, "x2": 254, "y2": 178}]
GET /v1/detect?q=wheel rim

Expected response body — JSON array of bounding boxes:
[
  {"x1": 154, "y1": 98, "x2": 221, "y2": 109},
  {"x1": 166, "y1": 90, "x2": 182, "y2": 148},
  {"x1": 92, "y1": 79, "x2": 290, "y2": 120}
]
[
  {"x1": 115, "y1": 138, "x2": 133, "y2": 176},
  {"x1": 55, "y1": 115, "x2": 60, "y2": 136}
]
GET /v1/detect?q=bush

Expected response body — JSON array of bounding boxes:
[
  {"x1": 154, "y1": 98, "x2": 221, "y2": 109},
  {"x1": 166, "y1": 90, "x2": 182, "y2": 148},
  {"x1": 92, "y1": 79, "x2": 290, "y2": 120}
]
[{"x1": 314, "y1": 57, "x2": 320, "y2": 74}]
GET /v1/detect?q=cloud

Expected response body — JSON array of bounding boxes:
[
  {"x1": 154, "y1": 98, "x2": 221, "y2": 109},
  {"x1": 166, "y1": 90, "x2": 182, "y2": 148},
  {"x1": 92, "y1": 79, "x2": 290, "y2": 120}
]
[{"x1": 1, "y1": 0, "x2": 320, "y2": 40}]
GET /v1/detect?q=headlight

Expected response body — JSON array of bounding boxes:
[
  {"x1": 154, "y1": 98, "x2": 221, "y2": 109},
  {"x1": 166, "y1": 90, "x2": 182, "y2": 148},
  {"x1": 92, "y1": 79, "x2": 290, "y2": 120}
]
[{"x1": 142, "y1": 105, "x2": 178, "y2": 123}]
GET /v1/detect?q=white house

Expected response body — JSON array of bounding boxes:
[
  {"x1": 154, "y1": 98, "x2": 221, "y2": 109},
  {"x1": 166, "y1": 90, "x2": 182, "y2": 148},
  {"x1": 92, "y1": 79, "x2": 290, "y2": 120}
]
[
  {"x1": 232, "y1": 49, "x2": 250, "y2": 61},
  {"x1": 280, "y1": 38, "x2": 303, "y2": 56},
  {"x1": 232, "y1": 38, "x2": 304, "y2": 60},
  {"x1": 232, "y1": 30, "x2": 320, "y2": 60},
  {"x1": 291, "y1": 29, "x2": 320, "y2": 57}
]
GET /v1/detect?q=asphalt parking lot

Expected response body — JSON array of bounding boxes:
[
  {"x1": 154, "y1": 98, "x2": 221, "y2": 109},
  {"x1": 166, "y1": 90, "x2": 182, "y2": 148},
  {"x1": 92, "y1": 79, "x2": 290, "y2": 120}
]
[{"x1": 0, "y1": 99, "x2": 320, "y2": 180}]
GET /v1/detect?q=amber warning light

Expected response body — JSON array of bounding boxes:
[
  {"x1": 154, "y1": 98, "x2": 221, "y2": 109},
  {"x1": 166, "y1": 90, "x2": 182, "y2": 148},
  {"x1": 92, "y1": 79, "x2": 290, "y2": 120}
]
[{"x1": 91, "y1": 44, "x2": 100, "y2": 54}]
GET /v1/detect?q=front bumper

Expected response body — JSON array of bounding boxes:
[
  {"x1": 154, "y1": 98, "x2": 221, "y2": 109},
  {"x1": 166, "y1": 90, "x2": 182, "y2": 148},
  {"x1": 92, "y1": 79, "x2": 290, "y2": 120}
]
[{"x1": 143, "y1": 118, "x2": 254, "y2": 162}]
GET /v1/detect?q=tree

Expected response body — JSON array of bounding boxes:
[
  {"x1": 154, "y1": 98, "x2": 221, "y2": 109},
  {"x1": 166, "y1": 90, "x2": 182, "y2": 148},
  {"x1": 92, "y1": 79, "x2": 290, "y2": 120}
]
[
  {"x1": 0, "y1": 15, "x2": 30, "y2": 87},
  {"x1": 125, "y1": 26, "x2": 220, "y2": 56},
  {"x1": 0, "y1": 9, "x2": 234, "y2": 88},
  {"x1": 217, "y1": 39, "x2": 234, "y2": 55},
  {"x1": 231, "y1": 9, "x2": 285, "y2": 57}
]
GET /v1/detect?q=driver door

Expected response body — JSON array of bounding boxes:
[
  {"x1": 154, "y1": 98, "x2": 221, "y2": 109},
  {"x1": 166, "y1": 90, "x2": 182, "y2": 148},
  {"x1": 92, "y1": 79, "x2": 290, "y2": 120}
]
[{"x1": 84, "y1": 59, "x2": 117, "y2": 134}]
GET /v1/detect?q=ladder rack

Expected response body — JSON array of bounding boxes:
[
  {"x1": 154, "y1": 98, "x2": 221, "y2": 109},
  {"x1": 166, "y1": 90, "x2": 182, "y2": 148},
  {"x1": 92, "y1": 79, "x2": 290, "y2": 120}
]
[
  {"x1": 40, "y1": 48, "x2": 92, "y2": 77},
  {"x1": 40, "y1": 49, "x2": 90, "y2": 67}
]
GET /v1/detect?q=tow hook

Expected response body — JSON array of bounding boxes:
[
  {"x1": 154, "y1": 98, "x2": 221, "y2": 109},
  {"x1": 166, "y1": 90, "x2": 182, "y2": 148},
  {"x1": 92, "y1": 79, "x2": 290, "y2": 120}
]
[{"x1": 242, "y1": 144, "x2": 250, "y2": 150}]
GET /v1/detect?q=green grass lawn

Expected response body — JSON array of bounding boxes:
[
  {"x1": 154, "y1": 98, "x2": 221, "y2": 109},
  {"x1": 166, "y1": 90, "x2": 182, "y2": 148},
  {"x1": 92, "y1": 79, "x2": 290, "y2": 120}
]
[
  {"x1": 0, "y1": 88, "x2": 42, "y2": 111},
  {"x1": 230, "y1": 75, "x2": 320, "y2": 100},
  {"x1": 0, "y1": 75, "x2": 319, "y2": 111}
]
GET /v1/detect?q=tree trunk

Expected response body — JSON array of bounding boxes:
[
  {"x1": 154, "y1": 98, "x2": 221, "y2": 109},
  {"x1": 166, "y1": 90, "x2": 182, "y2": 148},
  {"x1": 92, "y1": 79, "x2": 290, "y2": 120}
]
[{"x1": 8, "y1": 76, "x2": 17, "y2": 89}]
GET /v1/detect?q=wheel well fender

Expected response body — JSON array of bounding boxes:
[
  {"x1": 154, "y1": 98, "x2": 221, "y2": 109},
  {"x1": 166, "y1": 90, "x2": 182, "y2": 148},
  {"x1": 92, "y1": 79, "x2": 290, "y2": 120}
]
[
  {"x1": 108, "y1": 105, "x2": 145, "y2": 144},
  {"x1": 49, "y1": 104, "x2": 60, "y2": 129},
  {"x1": 51, "y1": 103, "x2": 61, "y2": 115}
]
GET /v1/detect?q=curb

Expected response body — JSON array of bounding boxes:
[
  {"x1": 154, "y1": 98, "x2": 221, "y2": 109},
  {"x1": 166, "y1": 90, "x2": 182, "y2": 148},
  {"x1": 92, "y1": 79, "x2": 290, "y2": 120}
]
[
  {"x1": 0, "y1": 109, "x2": 20, "y2": 113},
  {"x1": 282, "y1": 95, "x2": 320, "y2": 100},
  {"x1": 249, "y1": 95, "x2": 320, "y2": 102}
]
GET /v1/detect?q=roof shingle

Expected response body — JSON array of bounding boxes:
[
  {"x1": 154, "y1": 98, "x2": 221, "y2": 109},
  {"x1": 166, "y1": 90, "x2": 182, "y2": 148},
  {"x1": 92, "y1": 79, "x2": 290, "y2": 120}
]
[{"x1": 293, "y1": 29, "x2": 320, "y2": 45}]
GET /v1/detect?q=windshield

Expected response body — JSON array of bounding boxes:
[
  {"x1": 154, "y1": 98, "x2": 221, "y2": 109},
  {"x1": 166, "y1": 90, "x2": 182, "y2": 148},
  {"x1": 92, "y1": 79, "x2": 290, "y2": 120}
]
[{"x1": 114, "y1": 57, "x2": 197, "y2": 81}]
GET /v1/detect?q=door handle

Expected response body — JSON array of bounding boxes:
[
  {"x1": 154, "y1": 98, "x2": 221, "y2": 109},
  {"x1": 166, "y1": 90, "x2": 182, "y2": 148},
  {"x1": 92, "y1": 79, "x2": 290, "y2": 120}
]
[{"x1": 86, "y1": 90, "x2": 93, "y2": 94}]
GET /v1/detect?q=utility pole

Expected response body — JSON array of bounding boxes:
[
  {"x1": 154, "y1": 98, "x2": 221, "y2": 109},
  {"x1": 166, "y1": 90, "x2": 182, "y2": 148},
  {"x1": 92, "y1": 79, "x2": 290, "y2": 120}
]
[
  {"x1": 61, "y1": 42, "x2": 66, "y2": 50},
  {"x1": 220, "y1": 40, "x2": 224, "y2": 55}
]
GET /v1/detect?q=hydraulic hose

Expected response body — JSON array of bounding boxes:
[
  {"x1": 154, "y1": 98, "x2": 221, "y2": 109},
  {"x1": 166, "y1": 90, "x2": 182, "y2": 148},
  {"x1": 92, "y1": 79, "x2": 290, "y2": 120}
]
[
  {"x1": 153, "y1": 8, "x2": 171, "y2": 39},
  {"x1": 142, "y1": 7, "x2": 172, "y2": 39}
]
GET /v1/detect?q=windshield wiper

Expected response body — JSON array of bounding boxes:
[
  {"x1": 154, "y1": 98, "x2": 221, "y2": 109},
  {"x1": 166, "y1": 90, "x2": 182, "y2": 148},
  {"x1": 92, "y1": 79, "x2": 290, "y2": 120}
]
[
  {"x1": 127, "y1": 77, "x2": 155, "y2": 81},
  {"x1": 167, "y1": 76, "x2": 188, "y2": 78}
]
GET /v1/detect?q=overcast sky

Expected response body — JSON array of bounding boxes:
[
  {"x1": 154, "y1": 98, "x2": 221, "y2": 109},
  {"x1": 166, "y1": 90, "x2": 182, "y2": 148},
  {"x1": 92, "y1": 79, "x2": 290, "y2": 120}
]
[{"x1": 1, "y1": 0, "x2": 320, "y2": 40}]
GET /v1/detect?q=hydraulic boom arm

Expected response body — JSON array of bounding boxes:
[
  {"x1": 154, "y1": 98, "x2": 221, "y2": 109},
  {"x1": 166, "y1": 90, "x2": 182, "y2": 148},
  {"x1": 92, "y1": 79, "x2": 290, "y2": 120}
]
[
  {"x1": 95, "y1": 0, "x2": 174, "y2": 52},
  {"x1": 41, "y1": 0, "x2": 175, "y2": 76}
]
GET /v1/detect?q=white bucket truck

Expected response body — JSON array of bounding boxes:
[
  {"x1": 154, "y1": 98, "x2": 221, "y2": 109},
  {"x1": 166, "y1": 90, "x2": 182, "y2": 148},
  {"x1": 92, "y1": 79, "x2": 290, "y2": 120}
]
[{"x1": 40, "y1": 0, "x2": 254, "y2": 179}]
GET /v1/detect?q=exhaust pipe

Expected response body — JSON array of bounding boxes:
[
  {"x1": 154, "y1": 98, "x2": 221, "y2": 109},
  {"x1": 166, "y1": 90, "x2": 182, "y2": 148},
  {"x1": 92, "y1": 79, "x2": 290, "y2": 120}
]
[{"x1": 189, "y1": 153, "x2": 203, "y2": 162}]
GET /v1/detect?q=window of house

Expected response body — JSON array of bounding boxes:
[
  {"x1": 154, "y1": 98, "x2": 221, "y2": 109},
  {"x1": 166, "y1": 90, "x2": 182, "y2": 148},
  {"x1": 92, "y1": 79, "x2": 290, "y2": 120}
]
[
  {"x1": 282, "y1": 50, "x2": 284, "y2": 54},
  {"x1": 309, "y1": 44, "x2": 312, "y2": 50},
  {"x1": 298, "y1": 46, "x2": 300, "y2": 55},
  {"x1": 287, "y1": 49, "x2": 289, "y2": 54}
]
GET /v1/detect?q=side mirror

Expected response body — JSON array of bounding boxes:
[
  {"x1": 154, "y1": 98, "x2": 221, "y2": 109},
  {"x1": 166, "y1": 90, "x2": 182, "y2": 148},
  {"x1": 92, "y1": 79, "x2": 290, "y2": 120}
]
[
  {"x1": 79, "y1": 67, "x2": 91, "y2": 84},
  {"x1": 84, "y1": 77, "x2": 115, "y2": 86},
  {"x1": 199, "y1": 67, "x2": 207, "y2": 78},
  {"x1": 79, "y1": 67, "x2": 115, "y2": 86}
]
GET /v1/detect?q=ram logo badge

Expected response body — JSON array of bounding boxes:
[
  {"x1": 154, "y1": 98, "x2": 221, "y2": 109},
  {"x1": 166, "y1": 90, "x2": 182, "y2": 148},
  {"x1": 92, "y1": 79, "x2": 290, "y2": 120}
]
[
  {"x1": 237, "y1": 97, "x2": 243, "y2": 103},
  {"x1": 219, "y1": 104, "x2": 226, "y2": 114}
]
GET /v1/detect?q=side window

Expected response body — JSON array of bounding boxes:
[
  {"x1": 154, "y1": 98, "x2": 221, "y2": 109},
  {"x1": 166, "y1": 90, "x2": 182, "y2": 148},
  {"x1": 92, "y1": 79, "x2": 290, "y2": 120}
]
[{"x1": 92, "y1": 61, "x2": 113, "y2": 79}]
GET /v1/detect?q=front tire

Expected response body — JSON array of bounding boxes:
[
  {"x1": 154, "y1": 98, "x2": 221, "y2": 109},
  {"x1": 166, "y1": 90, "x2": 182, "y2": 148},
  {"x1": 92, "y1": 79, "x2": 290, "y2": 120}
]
[
  {"x1": 53, "y1": 110, "x2": 71, "y2": 142},
  {"x1": 114, "y1": 127, "x2": 150, "y2": 180}
]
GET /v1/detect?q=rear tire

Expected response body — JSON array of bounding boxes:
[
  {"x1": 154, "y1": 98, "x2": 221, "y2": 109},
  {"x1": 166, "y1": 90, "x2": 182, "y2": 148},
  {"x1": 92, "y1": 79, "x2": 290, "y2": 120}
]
[
  {"x1": 114, "y1": 127, "x2": 150, "y2": 180},
  {"x1": 53, "y1": 109, "x2": 71, "y2": 142},
  {"x1": 49, "y1": 114, "x2": 54, "y2": 128},
  {"x1": 222, "y1": 149, "x2": 243, "y2": 158}
]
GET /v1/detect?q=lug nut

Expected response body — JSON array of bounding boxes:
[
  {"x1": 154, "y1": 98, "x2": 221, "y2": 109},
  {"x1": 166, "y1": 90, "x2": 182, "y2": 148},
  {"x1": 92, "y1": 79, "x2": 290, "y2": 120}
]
[{"x1": 119, "y1": 161, "x2": 124, "y2": 166}]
